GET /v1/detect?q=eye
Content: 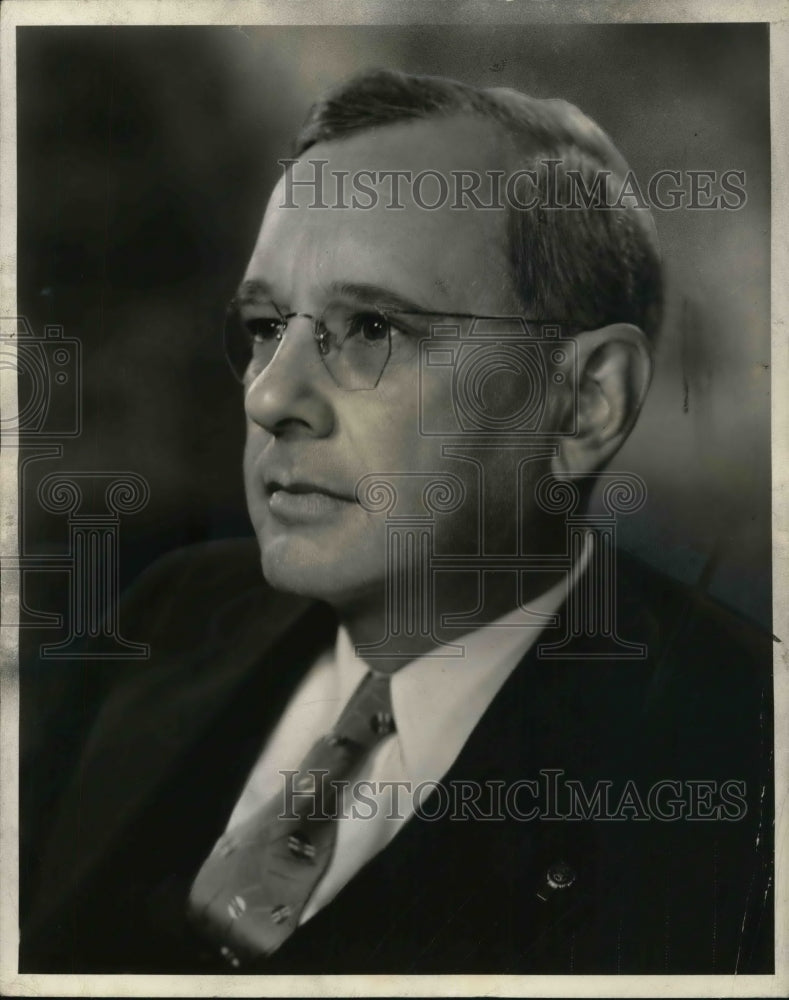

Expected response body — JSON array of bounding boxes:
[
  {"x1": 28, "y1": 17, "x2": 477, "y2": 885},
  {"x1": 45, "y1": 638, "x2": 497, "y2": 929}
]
[
  {"x1": 347, "y1": 311, "x2": 391, "y2": 343},
  {"x1": 244, "y1": 316, "x2": 285, "y2": 343}
]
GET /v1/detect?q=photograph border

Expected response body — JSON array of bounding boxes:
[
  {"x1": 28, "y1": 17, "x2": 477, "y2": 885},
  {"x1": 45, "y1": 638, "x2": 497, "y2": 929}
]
[{"x1": 1, "y1": 2, "x2": 786, "y2": 997}]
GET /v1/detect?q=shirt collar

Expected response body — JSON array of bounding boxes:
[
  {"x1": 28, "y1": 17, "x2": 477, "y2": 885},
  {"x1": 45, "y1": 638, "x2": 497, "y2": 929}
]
[{"x1": 334, "y1": 532, "x2": 593, "y2": 789}]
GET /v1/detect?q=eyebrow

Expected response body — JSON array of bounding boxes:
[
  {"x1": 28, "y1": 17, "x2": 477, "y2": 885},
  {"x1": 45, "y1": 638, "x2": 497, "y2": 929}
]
[
  {"x1": 329, "y1": 281, "x2": 431, "y2": 315},
  {"x1": 233, "y1": 278, "x2": 432, "y2": 315},
  {"x1": 234, "y1": 279, "x2": 274, "y2": 308}
]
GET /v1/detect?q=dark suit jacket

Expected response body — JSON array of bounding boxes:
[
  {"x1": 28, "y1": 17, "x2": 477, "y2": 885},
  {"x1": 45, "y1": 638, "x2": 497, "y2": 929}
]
[{"x1": 19, "y1": 538, "x2": 774, "y2": 974}]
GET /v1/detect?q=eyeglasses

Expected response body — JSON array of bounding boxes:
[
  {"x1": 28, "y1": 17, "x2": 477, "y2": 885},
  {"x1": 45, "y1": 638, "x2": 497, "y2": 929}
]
[{"x1": 224, "y1": 298, "x2": 577, "y2": 391}]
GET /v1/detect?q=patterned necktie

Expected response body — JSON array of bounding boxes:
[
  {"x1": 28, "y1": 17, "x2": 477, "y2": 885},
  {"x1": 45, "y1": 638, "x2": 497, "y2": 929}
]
[{"x1": 188, "y1": 670, "x2": 396, "y2": 966}]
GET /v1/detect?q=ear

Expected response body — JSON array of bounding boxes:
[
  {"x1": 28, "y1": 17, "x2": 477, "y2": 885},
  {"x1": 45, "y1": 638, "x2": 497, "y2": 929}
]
[{"x1": 552, "y1": 323, "x2": 652, "y2": 477}]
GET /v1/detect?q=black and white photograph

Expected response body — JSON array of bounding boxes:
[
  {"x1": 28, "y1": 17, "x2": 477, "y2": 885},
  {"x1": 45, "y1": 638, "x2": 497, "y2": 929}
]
[{"x1": 1, "y1": 1, "x2": 786, "y2": 995}]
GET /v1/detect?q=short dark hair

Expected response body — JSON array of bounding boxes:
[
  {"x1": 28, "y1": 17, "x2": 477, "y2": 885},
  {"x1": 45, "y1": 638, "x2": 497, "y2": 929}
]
[{"x1": 293, "y1": 68, "x2": 663, "y2": 343}]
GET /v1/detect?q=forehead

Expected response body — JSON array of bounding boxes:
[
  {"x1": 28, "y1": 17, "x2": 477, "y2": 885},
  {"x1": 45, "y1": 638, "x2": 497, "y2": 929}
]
[{"x1": 246, "y1": 115, "x2": 521, "y2": 314}]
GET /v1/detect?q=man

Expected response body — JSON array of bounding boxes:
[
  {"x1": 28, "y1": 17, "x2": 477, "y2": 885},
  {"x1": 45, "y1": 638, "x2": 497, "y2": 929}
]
[{"x1": 20, "y1": 69, "x2": 773, "y2": 974}]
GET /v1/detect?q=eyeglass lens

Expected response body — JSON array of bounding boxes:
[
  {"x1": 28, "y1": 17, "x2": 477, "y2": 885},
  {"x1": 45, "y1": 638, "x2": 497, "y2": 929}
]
[{"x1": 224, "y1": 302, "x2": 396, "y2": 390}]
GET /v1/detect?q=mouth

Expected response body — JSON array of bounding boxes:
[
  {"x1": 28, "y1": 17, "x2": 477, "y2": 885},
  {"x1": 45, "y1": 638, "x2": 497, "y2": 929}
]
[
  {"x1": 264, "y1": 479, "x2": 355, "y2": 524},
  {"x1": 266, "y1": 479, "x2": 353, "y2": 501}
]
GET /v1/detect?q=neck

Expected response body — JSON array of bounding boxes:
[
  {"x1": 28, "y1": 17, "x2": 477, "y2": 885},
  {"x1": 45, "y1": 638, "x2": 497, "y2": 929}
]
[{"x1": 334, "y1": 565, "x2": 566, "y2": 674}]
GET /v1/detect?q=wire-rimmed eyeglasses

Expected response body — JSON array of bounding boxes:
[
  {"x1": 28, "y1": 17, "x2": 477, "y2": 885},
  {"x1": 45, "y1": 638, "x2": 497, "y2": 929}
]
[{"x1": 224, "y1": 298, "x2": 576, "y2": 391}]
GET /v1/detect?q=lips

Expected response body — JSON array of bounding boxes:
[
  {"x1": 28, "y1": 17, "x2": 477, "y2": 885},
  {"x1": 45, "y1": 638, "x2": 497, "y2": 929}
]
[
  {"x1": 263, "y1": 475, "x2": 356, "y2": 525},
  {"x1": 265, "y1": 479, "x2": 354, "y2": 503}
]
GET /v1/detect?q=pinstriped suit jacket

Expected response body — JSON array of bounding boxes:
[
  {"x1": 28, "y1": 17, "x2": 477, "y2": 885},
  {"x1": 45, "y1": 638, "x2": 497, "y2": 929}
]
[{"x1": 19, "y1": 538, "x2": 774, "y2": 974}]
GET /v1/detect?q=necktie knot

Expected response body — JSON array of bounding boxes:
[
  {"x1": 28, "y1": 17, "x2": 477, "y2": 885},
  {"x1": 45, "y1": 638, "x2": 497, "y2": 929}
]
[{"x1": 329, "y1": 669, "x2": 396, "y2": 749}]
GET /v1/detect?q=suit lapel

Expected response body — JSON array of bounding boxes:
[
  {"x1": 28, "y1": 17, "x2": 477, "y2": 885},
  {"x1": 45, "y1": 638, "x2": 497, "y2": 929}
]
[
  {"x1": 32, "y1": 584, "x2": 337, "y2": 932},
  {"x1": 264, "y1": 573, "x2": 661, "y2": 972},
  {"x1": 261, "y1": 640, "x2": 593, "y2": 971}
]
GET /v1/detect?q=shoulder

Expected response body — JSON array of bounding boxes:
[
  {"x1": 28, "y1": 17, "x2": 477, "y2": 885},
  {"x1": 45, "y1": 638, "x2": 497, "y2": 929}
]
[
  {"x1": 116, "y1": 537, "x2": 309, "y2": 653},
  {"x1": 604, "y1": 551, "x2": 773, "y2": 799},
  {"x1": 616, "y1": 546, "x2": 772, "y2": 662},
  {"x1": 556, "y1": 551, "x2": 774, "y2": 973},
  {"x1": 20, "y1": 538, "x2": 313, "y2": 845},
  {"x1": 614, "y1": 548, "x2": 772, "y2": 704},
  {"x1": 530, "y1": 547, "x2": 772, "y2": 769},
  {"x1": 119, "y1": 537, "x2": 266, "y2": 623}
]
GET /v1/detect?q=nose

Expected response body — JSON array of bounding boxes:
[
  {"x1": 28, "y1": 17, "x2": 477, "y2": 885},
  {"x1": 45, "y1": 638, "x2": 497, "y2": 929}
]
[{"x1": 243, "y1": 315, "x2": 335, "y2": 438}]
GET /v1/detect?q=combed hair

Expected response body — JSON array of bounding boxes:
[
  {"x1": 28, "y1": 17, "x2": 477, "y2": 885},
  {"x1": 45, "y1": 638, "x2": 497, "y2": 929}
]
[{"x1": 293, "y1": 69, "x2": 663, "y2": 342}]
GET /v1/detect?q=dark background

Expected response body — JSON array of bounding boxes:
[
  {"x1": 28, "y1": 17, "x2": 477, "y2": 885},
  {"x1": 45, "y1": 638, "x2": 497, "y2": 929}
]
[{"x1": 16, "y1": 23, "x2": 771, "y2": 631}]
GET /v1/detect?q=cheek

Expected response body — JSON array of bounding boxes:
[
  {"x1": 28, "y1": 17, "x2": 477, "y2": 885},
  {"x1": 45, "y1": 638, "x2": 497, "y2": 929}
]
[
  {"x1": 352, "y1": 367, "x2": 448, "y2": 462},
  {"x1": 242, "y1": 424, "x2": 273, "y2": 524},
  {"x1": 241, "y1": 434, "x2": 257, "y2": 493},
  {"x1": 337, "y1": 386, "x2": 426, "y2": 474}
]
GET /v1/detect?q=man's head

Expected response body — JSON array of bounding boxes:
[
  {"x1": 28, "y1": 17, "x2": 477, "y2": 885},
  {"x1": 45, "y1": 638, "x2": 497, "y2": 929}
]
[{"x1": 238, "y1": 69, "x2": 662, "y2": 612}]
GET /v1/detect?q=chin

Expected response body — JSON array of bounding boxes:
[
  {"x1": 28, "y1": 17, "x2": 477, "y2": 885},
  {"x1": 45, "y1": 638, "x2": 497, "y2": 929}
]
[{"x1": 258, "y1": 532, "x2": 381, "y2": 607}]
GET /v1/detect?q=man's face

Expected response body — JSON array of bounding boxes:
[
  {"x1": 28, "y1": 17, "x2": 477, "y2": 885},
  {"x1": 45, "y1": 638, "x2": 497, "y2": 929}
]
[{"x1": 241, "y1": 115, "x2": 558, "y2": 608}]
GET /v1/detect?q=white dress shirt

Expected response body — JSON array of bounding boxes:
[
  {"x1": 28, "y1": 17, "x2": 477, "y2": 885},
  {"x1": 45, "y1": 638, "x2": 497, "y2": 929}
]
[{"x1": 226, "y1": 534, "x2": 592, "y2": 922}]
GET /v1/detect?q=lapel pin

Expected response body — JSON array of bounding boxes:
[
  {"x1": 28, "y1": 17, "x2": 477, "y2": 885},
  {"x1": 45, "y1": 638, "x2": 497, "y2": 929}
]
[{"x1": 536, "y1": 861, "x2": 577, "y2": 901}]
